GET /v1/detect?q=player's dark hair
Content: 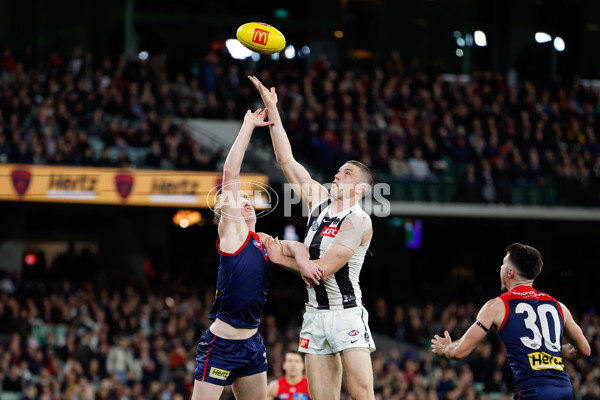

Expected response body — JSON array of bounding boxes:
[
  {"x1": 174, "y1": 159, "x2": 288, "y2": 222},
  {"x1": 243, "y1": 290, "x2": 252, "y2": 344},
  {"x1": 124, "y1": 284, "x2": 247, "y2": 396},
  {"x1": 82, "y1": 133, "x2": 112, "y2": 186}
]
[
  {"x1": 347, "y1": 160, "x2": 374, "y2": 195},
  {"x1": 285, "y1": 350, "x2": 303, "y2": 359},
  {"x1": 505, "y1": 243, "x2": 543, "y2": 280}
]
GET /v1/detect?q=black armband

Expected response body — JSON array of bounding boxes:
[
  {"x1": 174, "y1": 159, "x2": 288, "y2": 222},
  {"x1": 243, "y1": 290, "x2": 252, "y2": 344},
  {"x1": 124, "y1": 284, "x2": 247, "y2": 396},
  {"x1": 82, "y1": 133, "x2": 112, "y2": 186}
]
[{"x1": 475, "y1": 320, "x2": 489, "y2": 333}]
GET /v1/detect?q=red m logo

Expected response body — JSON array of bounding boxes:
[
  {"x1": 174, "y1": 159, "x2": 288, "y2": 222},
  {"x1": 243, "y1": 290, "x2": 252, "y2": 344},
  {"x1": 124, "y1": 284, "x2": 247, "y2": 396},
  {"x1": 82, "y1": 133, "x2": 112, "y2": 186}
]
[{"x1": 252, "y1": 28, "x2": 269, "y2": 45}]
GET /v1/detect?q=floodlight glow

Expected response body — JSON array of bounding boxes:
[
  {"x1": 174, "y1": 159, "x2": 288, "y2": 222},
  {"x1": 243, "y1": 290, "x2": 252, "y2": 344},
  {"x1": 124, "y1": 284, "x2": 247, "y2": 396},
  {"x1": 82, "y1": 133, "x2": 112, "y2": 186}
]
[
  {"x1": 271, "y1": 52, "x2": 280, "y2": 61},
  {"x1": 301, "y1": 45, "x2": 310, "y2": 56},
  {"x1": 474, "y1": 30, "x2": 487, "y2": 47},
  {"x1": 553, "y1": 37, "x2": 565, "y2": 52},
  {"x1": 454, "y1": 30, "x2": 462, "y2": 38},
  {"x1": 225, "y1": 39, "x2": 253, "y2": 60},
  {"x1": 284, "y1": 45, "x2": 296, "y2": 59},
  {"x1": 456, "y1": 49, "x2": 464, "y2": 57},
  {"x1": 138, "y1": 51, "x2": 149, "y2": 61},
  {"x1": 251, "y1": 53, "x2": 261, "y2": 62},
  {"x1": 456, "y1": 38, "x2": 465, "y2": 47},
  {"x1": 535, "y1": 32, "x2": 552, "y2": 43}
]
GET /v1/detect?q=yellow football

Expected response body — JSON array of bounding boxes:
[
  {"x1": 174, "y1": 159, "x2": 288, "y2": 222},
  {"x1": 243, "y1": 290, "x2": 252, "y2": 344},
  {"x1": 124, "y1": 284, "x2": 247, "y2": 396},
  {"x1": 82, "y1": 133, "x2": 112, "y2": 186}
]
[{"x1": 236, "y1": 22, "x2": 286, "y2": 54}]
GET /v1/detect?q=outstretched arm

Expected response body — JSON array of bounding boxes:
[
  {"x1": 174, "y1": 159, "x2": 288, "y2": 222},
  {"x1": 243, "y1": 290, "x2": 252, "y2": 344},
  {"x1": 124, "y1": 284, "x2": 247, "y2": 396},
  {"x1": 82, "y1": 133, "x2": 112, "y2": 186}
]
[
  {"x1": 218, "y1": 109, "x2": 273, "y2": 245},
  {"x1": 560, "y1": 302, "x2": 591, "y2": 360},
  {"x1": 248, "y1": 75, "x2": 328, "y2": 211},
  {"x1": 431, "y1": 298, "x2": 504, "y2": 359},
  {"x1": 265, "y1": 237, "x2": 323, "y2": 287}
]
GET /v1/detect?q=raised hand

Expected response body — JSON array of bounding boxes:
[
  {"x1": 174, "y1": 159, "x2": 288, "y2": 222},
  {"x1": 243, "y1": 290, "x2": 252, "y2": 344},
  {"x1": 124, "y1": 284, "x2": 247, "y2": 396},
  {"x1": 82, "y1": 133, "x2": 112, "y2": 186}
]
[
  {"x1": 248, "y1": 75, "x2": 278, "y2": 108},
  {"x1": 244, "y1": 108, "x2": 274, "y2": 128},
  {"x1": 431, "y1": 330, "x2": 452, "y2": 356}
]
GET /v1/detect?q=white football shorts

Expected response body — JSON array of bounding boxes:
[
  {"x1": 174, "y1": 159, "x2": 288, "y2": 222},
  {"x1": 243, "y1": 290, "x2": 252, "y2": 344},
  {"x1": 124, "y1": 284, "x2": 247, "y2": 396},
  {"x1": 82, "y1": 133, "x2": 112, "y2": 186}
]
[{"x1": 298, "y1": 305, "x2": 376, "y2": 354}]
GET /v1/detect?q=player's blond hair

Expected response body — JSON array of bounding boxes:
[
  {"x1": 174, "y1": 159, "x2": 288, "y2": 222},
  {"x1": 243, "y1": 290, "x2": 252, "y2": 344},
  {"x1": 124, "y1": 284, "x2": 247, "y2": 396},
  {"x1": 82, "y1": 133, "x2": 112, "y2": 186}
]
[{"x1": 213, "y1": 191, "x2": 250, "y2": 224}]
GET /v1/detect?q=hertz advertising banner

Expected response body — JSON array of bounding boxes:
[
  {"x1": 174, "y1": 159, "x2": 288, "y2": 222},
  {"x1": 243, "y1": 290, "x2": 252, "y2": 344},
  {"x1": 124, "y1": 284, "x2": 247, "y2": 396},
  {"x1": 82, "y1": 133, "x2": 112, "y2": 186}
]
[{"x1": 0, "y1": 165, "x2": 269, "y2": 208}]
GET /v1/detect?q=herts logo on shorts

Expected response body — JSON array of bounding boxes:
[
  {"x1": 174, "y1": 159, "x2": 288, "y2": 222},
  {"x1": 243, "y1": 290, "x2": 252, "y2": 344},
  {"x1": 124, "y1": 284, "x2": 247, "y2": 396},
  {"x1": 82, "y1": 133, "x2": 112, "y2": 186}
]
[
  {"x1": 299, "y1": 338, "x2": 310, "y2": 349},
  {"x1": 209, "y1": 367, "x2": 231, "y2": 380},
  {"x1": 320, "y1": 227, "x2": 338, "y2": 237}
]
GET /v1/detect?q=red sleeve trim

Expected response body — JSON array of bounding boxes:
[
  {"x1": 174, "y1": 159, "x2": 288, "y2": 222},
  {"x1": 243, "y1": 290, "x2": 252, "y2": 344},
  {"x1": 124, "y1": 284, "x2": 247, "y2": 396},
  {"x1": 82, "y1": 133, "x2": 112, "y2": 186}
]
[
  {"x1": 216, "y1": 231, "x2": 251, "y2": 256},
  {"x1": 554, "y1": 299, "x2": 565, "y2": 322},
  {"x1": 498, "y1": 296, "x2": 509, "y2": 331}
]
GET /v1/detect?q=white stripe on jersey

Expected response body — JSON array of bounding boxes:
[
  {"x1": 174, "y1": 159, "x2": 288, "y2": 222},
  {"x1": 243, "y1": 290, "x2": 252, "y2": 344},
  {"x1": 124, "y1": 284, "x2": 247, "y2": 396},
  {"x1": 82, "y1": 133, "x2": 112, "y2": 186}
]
[{"x1": 303, "y1": 200, "x2": 371, "y2": 310}]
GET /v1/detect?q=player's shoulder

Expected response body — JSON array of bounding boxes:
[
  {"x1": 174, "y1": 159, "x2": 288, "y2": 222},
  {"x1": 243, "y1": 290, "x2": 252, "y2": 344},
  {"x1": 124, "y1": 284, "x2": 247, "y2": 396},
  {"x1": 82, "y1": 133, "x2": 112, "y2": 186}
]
[{"x1": 345, "y1": 208, "x2": 372, "y2": 229}]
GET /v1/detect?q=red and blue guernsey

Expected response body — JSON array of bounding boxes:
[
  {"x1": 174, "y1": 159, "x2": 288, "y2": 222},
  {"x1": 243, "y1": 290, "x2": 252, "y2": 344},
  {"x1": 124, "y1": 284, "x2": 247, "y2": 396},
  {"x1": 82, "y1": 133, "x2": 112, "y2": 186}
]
[
  {"x1": 210, "y1": 231, "x2": 270, "y2": 329},
  {"x1": 497, "y1": 285, "x2": 571, "y2": 392},
  {"x1": 276, "y1": 376, "x2": 310, "y2": 399}
]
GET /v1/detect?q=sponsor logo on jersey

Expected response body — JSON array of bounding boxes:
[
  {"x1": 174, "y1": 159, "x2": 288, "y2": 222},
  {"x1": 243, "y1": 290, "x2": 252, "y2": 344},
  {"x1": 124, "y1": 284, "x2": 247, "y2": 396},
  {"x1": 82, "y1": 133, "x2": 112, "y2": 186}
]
[
  {"x1": 514, "y1": 290, "x2": 546, "y2": 298},
  {"x1": 299, "y1": 338, "x2": 310, "y2": 348},
  {"x1": 348, "y1": 329, "x2": 359, "y2": 336},
  {"x1": 320, "y1": 227, "x2": 339, "y2": 237},
  {"x1": 527, "y1": 351, "x2": 564, "y2": 370},
  {"x1": 252, "y1": 28, "x2": 269, "y2": 45},
  {"x1": 311, "y1": 220, "x2": 318, "y2": 231},
  {"x1": 209, "y1": 367, "x2": 231, "y2": 380}
]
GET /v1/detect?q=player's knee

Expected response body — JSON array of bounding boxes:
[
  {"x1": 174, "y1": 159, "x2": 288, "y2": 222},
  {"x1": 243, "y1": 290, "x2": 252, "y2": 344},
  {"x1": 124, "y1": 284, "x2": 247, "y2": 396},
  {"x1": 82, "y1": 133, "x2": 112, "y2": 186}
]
[{"x1": 347, "y1": 380, "x2": 373, "y2": 400}]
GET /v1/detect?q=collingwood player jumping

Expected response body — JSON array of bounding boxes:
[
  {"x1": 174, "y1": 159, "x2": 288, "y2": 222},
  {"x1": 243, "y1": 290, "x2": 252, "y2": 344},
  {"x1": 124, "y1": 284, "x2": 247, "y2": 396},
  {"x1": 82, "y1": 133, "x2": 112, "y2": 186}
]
[{"x1": 250, "y1": 75, "x2": 376, "y2": 400}]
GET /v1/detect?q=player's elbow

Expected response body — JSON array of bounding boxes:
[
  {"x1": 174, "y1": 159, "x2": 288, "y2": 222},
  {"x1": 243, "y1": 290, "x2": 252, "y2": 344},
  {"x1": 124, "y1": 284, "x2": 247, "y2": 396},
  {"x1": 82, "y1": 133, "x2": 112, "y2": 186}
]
[
  {"x1": 581, "y1": 343, "x2": 592, "y2": 358},
  {"x1": 276, "y1": 154, "x2": 295, "y2": 167},
  {"x1": 222, "y1": 165, "x2": 239, "y2": 179}
]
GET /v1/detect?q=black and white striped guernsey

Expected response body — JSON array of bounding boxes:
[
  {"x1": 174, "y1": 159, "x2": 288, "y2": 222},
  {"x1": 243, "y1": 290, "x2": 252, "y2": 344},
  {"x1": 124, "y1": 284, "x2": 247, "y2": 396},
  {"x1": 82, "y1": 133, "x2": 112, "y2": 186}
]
[{"x1": 303, "y1": 199, "x2": 371, "y2": 310}]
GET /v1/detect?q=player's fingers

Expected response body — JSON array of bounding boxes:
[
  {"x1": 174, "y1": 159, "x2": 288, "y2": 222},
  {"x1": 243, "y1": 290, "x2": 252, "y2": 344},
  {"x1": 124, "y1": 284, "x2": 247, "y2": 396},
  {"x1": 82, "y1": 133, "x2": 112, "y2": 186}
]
[
  {"x1": 302, "y1": 276, "x2": 311, "y2": 288},
  {"x1": 444, "y1": 330, "x2": 451, "y2": 340}
]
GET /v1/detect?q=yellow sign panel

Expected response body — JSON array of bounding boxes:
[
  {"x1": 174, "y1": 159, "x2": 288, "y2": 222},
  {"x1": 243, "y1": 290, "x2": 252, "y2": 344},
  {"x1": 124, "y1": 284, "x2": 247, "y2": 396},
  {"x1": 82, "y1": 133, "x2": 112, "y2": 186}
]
[{"x1": 0, "y1": 164, "x2": 268, "y2": 208}]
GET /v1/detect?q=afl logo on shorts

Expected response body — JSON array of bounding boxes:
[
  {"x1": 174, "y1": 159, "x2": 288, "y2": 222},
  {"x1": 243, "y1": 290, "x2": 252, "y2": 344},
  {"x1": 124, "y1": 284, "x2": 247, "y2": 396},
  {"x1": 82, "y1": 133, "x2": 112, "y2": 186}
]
[
  {"x1": 311, "y1": 220, "x2": 318, "y2": 231},
  {"x1": 348, "y1": 329, "x2": 359, "y2": 337}
]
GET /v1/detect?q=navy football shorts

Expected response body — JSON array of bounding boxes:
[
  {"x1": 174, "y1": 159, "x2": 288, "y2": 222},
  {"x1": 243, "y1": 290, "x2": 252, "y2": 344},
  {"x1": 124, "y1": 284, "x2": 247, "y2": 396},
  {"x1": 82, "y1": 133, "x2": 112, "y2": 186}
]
[
  {"x1": 194, "y1": 329, "x2": 268, "y2": 386},
  {"x1": 514, "y1": 384, "x2": 573, "y2": 400}
]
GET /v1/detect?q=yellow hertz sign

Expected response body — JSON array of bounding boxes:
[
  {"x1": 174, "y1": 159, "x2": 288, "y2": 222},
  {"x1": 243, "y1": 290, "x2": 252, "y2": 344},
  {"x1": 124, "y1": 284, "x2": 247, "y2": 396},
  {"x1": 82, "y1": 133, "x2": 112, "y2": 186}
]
[
  {"x1": 0, "y1": 164, "x2": 268, "y2": 208},
  {"x1": 209, "y1": 367, "x2": 231, "y2": 380},
  {"x1": 527, "y1": 351, "x2": 564, "y2": 371}
]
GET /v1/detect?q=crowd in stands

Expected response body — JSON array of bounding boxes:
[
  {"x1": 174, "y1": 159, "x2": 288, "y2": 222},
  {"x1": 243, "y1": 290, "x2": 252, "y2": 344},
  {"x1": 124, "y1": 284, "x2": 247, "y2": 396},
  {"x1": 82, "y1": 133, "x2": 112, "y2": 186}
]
[
  {"x1": 1, "y1": 45, "x2": 600, "y2": 205},
  {"x1": 0, "y1": 248, "x2": 599, "y2": 400}
]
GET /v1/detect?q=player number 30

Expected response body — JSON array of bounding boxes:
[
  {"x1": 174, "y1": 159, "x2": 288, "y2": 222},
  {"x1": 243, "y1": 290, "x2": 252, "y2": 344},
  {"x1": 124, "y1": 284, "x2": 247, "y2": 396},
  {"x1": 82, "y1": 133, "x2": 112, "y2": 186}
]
[{"x1": 515, "y1": 302, "x2": 562, "y2": 352}]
